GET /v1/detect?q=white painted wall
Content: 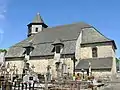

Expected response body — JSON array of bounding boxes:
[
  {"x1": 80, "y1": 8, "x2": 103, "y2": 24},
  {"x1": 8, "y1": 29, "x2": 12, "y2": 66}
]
[
  {"x1": 75, "y1": 31, "x2": 82, "y2": 60},
  {"x1": 28, "y1": 25, "x2": 42, "y2": 36},
  {"x1": 31, "y1": 25, "x2": 43, "y2": 33}
]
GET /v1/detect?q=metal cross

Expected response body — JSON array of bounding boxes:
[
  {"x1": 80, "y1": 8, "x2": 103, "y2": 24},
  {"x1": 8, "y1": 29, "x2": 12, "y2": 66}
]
[{"x1": 31, "y1": 65, "x2": 35, "y2": 69}]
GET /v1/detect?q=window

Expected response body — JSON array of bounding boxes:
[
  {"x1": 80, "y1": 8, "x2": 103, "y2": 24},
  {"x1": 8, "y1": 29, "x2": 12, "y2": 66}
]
[
  {"x1": 28, "y1": 27, "x2": 31, "y2": 33},
  {"x1": 55, "y1": 45, "x2": 61, "y2": 53},
  {"x1": 35, "y1": 27, "x2": 38, "y2": 32},
  {"x1": 52, "y1": 45, "x2": 61, "y2": 53},
  {"x1": 29, "y1": 77, "x2": 33, "y2": 80},
  {"x1": 26, "y1": 48, "x2": 31, "y2": 55},
  {"x1": 92, "y1": 47, "x2": 97, "y2": 57},
  {"x1": 51, "y1": 44, "x2": 63, "y2": 54}
]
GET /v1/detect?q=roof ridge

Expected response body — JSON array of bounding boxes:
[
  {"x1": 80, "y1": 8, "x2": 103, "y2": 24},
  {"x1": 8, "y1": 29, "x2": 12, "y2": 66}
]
[
  {"x1": 93, "y1": 27, "x2": 112, "y2": 41},
  {"x1": 45, "y1": 22, "x2": 92, "y2": 30}
]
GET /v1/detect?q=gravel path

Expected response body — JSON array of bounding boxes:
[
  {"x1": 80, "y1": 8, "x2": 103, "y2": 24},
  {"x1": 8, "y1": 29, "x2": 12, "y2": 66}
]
[
  {"x1": 102, "y1": 84, "x2": 120, "y2": 90},
  {"x1": 102, "y1": 77, "x2": 120, "y2": 90}
]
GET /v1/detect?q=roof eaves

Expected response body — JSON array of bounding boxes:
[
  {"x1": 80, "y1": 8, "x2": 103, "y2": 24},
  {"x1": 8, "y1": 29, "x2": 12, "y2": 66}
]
[{"x1": 111, "y1": 40, "x2": 117, "y2": 49}]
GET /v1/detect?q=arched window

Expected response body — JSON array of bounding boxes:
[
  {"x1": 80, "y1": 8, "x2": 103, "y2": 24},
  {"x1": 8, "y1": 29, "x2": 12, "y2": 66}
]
[{"x1": 92, "y1": 47, "x2": 97, "y2": 57}]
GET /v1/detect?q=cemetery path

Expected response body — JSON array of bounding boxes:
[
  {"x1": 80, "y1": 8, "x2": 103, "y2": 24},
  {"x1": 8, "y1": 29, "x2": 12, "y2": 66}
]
[{"x1": 102, "y1": 77, "x2": 120, "y2": 90}]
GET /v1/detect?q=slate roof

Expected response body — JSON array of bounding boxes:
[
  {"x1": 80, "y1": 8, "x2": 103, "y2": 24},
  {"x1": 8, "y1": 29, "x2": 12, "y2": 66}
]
[
  {"x1": 32, "y1": 13, "x2": 44, "y2": 23},
  {"x1": 75, "y1": 57, "x2": 113, "y2": 71},
  {"x1": 52, "y1": 38, "x2": 63, "y2": 45},
  {"x1": 5, "y1": 22, "x2": 115, "y2": 58}
]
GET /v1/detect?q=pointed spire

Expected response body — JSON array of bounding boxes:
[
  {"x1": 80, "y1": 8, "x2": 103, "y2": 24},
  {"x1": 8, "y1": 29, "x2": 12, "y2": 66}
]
[
  {"x1": 32, "y1": 12, "x2": 44, "y2": 23},
  {"x1": 27, "y1": 12, "x2": 48, "y2": 37}
]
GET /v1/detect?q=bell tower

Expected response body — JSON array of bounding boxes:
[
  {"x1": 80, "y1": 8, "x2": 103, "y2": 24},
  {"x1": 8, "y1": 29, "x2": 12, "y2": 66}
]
[{"x1": 27, "y1": 13, "x2": 48, "y2": 37}]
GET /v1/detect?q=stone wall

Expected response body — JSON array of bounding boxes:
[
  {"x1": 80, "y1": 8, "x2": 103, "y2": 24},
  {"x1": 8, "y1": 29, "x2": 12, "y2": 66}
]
[
  {"x1": 28, "y1": 58, "x2": 73, "y2": 78},
  {"x1": 80, "y1": 45, "x2": 115, "y2": 59},
  {"x1": 92, "y1": 71, "x2": 112, "y2": 78},
  {"x1": 5, "y1": 57, "x2": 73, "y2": 78},
  {"x1": 97, "y1": 45, "x2": 115, "y2": 58},
  {"x1": 76, "y1": 71, "x2": 112, "y2": 79},
  {"x1": 80, "y1": 47, "x2": 92, "y2": 59},
  {"x1": 28, "y1": 59, "x2": 48, "y2": 74},
  {"x1": 5, "y1": 60, "x2": 24, "y2": 74},
  {"x1": 5, "y1": 41, "x2": 116, "y2": 77},
  {"x1": 111, "y1": 49, "x2": 117, "y2": 74}
]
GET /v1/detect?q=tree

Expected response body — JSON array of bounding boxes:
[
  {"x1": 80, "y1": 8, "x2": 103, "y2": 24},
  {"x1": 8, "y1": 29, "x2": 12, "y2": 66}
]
[
  {"x1": 0, "y1": 49, "x2": 7, "y2": 53},
  {"x1": 116, "y1": 58, "x2": 120, "y2": 64},
  {"x1": 116, "y1": 58, "x2": 120, "y2": 71}
]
